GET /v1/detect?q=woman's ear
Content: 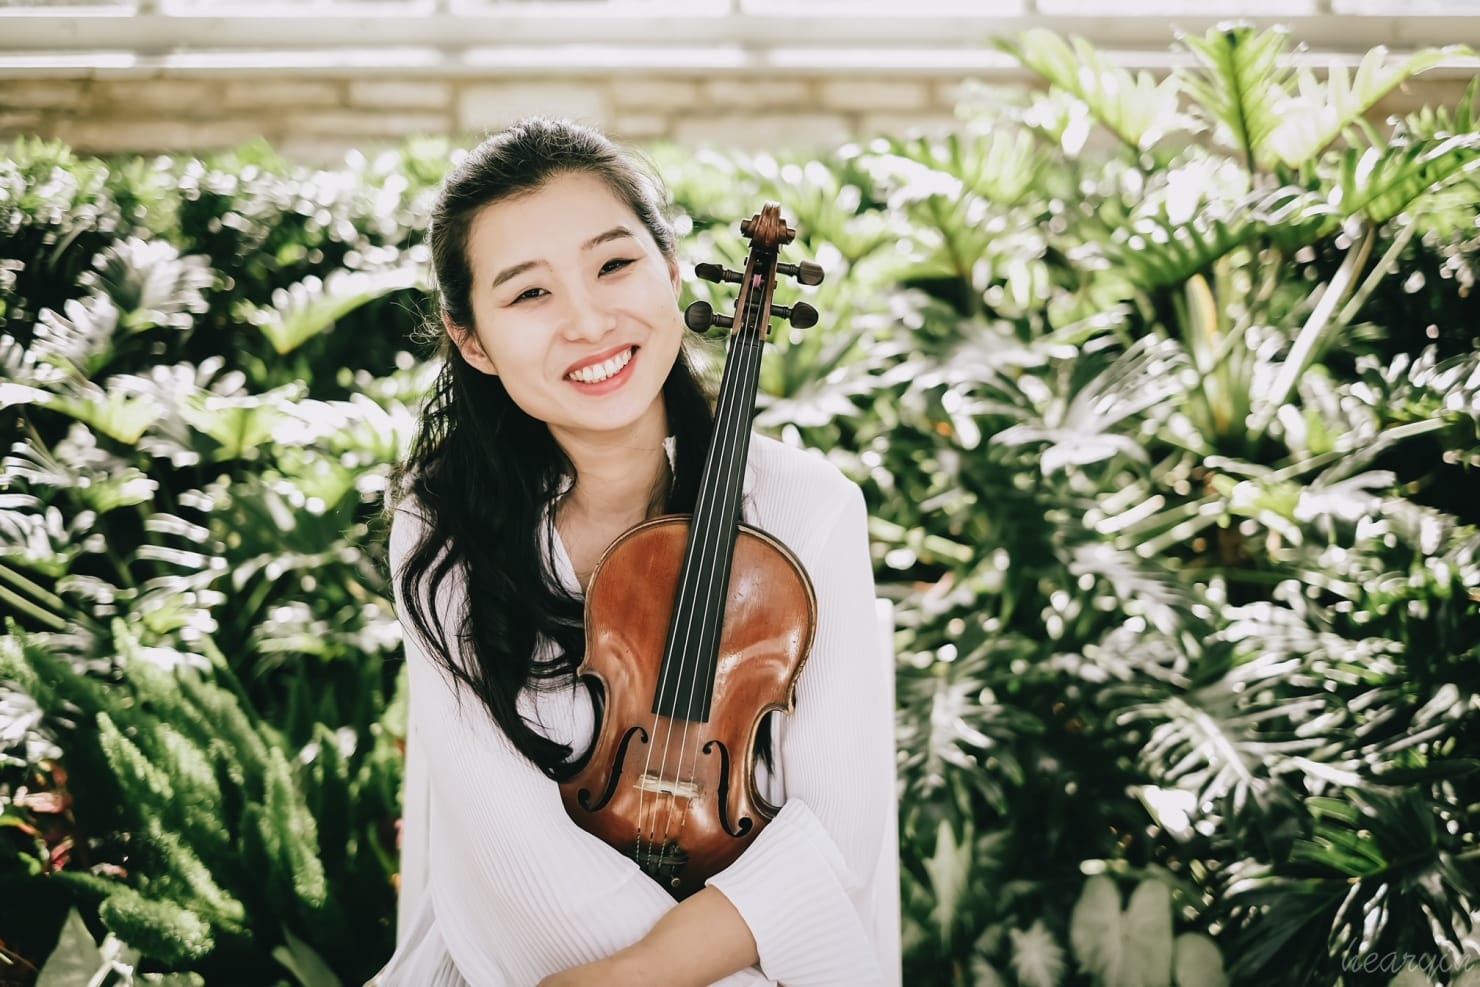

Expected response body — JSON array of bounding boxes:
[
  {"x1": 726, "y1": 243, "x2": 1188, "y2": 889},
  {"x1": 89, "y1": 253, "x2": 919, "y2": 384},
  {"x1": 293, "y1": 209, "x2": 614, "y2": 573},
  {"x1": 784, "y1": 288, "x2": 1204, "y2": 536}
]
[
  {"x1": 668, "y1": 257, "x2": 681, "y2": 298},
  {"x1": 445, "y1": 312, "x2": 498, "y2": 376}
]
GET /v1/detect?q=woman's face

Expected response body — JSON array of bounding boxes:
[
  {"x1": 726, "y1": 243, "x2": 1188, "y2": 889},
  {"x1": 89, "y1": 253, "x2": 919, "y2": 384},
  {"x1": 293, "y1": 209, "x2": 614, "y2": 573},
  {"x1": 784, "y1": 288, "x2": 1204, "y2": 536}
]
[{"x1": 454, "y1": 171, "x2": 684, "y2": 453}]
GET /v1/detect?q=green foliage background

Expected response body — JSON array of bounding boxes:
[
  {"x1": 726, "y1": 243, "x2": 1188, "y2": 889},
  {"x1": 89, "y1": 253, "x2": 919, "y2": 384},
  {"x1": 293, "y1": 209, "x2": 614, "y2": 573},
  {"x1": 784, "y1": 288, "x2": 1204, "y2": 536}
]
[{"x1": 2, "y1": 26, "x2": 1479, "y2": 987}]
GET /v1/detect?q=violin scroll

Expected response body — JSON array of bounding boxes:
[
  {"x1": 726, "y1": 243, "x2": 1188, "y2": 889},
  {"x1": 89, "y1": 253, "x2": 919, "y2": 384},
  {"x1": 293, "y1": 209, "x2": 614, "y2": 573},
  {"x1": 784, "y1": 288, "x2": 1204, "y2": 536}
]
[{"x1": 683, "y1": 202, "x2": 825, "y2": 341}]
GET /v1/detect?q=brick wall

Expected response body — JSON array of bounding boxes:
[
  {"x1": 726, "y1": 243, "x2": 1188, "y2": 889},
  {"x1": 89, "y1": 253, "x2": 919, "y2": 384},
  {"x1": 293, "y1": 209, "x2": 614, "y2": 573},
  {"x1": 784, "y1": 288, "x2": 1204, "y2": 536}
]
[{"x1": 0, "y1": 71, "x2": 1468, "y2": 163}]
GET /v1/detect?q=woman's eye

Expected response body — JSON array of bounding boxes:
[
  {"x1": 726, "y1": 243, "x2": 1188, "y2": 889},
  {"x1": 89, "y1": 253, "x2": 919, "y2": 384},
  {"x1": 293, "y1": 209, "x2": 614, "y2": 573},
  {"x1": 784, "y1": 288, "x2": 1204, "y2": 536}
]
[
  {"x1": 600, "y1": 258, "x2": 635, "y2": 275},
  {"x1": 511, "y1": 287, "x2": 547, "y2": 304}
]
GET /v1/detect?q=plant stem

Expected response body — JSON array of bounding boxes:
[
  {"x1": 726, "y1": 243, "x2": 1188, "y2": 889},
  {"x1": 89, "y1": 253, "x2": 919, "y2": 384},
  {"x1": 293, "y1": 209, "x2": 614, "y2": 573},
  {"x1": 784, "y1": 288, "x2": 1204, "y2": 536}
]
[
  {"x1": 1335, "y1": 220, "x2": 1419, "y2": 332},
  {"x1": 1319, "y1": 417, "x2": 1450, "y2": 485},
  {"x1": 0, "y1": 581, "x2": 65, "y2": 631},
  {"x1": 0, "y1": 562, "x2": 68, "y2": 617},
  {"x1": 1252, "y1": 224, "x2": 1377, "y2": 436}
]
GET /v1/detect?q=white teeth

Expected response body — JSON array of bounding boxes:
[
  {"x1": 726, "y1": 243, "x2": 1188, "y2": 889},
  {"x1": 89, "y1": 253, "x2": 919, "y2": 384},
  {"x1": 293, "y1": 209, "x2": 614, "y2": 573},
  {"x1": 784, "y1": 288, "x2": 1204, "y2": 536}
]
[{"x1": 568, "y1": 347, "x2": 633, "y2": 384}]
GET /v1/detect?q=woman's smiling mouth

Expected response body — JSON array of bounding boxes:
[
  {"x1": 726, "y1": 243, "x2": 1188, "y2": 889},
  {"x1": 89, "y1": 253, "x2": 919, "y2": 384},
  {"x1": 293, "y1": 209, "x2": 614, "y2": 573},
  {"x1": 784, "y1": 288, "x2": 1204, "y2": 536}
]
[{"x1": 565, "y1": 345, "x2": 637, "y2": 386}]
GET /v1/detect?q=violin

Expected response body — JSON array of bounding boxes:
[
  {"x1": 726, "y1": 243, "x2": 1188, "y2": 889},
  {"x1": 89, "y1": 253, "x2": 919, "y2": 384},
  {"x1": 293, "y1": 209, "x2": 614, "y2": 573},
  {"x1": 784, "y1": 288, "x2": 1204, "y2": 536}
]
[{"x1": 558, "y1": 204, "x2": 825, "y2": 900}]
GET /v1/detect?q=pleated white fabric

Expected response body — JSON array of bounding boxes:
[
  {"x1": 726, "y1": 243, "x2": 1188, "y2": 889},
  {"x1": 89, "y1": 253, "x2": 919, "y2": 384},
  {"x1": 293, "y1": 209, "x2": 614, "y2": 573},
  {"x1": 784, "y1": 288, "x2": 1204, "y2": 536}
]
[{"x1": 372, "y1": 435, "x2": 897, "y2": 987}]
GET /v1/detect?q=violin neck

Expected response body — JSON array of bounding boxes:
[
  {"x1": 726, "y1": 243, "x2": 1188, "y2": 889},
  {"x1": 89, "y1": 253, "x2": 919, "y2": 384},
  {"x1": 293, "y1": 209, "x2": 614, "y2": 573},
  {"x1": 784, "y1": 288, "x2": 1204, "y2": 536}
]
[{"x1": 651, "y1": 328, "x2": 765, "y2": 723}]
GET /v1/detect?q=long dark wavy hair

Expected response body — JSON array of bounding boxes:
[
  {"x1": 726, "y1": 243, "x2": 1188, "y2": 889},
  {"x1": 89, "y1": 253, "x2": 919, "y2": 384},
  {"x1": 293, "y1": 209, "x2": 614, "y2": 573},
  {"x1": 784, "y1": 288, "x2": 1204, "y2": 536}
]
[{"x1": 391, "y1": 118, "x2": 714, "y2": 777}]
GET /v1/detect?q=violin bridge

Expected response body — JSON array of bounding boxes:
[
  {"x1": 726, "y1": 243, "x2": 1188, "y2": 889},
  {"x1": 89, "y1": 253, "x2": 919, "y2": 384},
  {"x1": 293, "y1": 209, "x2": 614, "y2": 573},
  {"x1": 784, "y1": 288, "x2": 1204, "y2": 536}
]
[{"x1": 635, "y1": 773, "x2": 703, "y2": 800}]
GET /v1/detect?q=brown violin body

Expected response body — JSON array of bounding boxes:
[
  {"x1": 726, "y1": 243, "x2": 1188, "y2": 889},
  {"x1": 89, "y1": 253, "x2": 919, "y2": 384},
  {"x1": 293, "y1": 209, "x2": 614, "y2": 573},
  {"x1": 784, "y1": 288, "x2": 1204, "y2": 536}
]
[
  {"x1": 557, "y1": 203, "x2": 824, "y2": 899},
  {"x1": 560, "y1": 517, "x2": 815, "y2": 899}
]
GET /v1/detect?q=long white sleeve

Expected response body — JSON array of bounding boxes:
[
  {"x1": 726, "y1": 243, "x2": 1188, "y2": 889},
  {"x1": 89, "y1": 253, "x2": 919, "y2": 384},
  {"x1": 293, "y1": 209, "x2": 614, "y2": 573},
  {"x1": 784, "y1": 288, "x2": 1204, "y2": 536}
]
[{"x1": 706, "y1": 439, "x2": 893, "y2": 987}]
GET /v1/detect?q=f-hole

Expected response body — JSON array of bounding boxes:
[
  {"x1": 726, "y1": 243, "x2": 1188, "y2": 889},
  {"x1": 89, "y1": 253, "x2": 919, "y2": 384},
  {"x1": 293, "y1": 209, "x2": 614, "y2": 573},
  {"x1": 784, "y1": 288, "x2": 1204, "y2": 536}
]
[
  {"x1": 579, "y1": 726, "x2": 648, "y2": 812},
  {"x1": 702, "y1": 739, "x2": 753, "y2": 838}
]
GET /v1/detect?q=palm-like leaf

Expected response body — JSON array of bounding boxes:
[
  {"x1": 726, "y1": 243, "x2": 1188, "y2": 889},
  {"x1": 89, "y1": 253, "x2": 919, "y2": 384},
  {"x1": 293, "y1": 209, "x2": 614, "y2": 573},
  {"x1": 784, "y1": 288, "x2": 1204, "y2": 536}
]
[
  {"x1": 855, "y1": 152, "x2": 1053, "y2": 317},
  {"x1": 1221, "y1": 787, "x2": 1478, "y2": 985},
  {"x1": 44, "y1": 380, "x2": 165, "y2": 447},
  {"x1": 239, "y1": 265, "x2": 421, "y2": 357},
  {"x1": 1176, "y1": 273, "x2": 1254, "y2": 450},
  {"x1": 992, "y1": 334, "x2": 1188, "y2": 475},
  {"x1": 88, "y1": 236, "x2": 213, "y2": 334},
  {"x1": 895, "y1": 646, "x2": 1040, "y2": 822},
  {"x1": 886, "y1": 129, "x2": 1050, "y2": 208},
  {"x1": 1251, "y1": 225, "x2": 1377, "y2": 434},
  {"x1": 1326, "y1": 134, "x2": 1480, "y2": 228},
  {"x1": 1266, "y1": 45, "x2": 1470, "y2": 169},
  {"x1": 179, "y1": 385, "x2": 301, "y2": 462},
  {"x1": 1002, "y1": 30, "x2": 1183, "y2": 154},
  {"x1": 1119, "y1": 631, "x2": 1331, "y2": 819},
  {"x1": 1177, "y1": 25, "x2": 1294, "y2": 173},
  {"x1": 2, "y1": 420, "x2": 156, "y2": 511},
  {"x1": 1098, "y1": 180, "x2": 1330, "y2": 292},
  {"x1": 28, "y1": 294, "x2": 121, "y2": 381}
]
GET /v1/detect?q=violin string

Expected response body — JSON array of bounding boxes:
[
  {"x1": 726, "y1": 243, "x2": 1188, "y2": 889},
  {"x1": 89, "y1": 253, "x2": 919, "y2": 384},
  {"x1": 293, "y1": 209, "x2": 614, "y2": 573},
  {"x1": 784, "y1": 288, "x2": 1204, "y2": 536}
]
[
  {"x1": 660, "y1": 272, "x2": 767, "y2": 883},
  {"x1": 647, "y1": 319, "x2": 746, "y2": 879},
  {"x1": 633, "y1": 276, "x2": 750, "y2": 877}
]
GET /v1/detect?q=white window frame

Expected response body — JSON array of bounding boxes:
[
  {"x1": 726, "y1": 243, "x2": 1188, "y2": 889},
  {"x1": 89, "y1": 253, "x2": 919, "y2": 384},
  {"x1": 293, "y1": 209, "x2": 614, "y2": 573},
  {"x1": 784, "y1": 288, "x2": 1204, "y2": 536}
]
[{"x1": 1, "y1": 0, "x2": 1478, "y2": 74}]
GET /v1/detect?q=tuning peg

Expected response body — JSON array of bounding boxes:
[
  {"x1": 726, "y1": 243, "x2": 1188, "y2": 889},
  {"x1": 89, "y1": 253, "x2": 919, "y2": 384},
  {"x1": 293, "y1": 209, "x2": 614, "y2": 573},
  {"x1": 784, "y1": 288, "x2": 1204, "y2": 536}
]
[
  {"x1": 771, "y1": 302, "x2": 818, "y2": 330},
  {"x1": 695, "y1": 263, "x2": 743, "y2": 284},
  {"x1": 776, "y1": 261, "x2": 824, "y2": 286},
  {"x1": 684, "y1": 300, "x2": 734, "y2": 333}
]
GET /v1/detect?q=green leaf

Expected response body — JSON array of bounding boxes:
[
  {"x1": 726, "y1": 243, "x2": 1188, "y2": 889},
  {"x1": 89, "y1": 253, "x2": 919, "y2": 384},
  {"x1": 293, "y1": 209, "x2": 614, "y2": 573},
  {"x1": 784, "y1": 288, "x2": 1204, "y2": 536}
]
[
  {"x1": 1251, "y1": 225, "x2": 1376, "y2": 436},
  {"x1": 243, "y1": 265, "x2": 421, "y2": 356},
  {"x1": 1328, "y1": 134, "x2": 1480, "y2": 228},
  {"x1": 1009, "y1": 919, "x2": 1067, "y2": 987},
  {"x1": 91, "y1": 236, "x2": 213, "y2": 334},
  {"x1": 1267, "y1": 45, "x2": 1472, "y2": 168},
  {"x1": 1172, "y1": 933, "x2": 1227, "y2": 987},
  {"x1": 1178, "y1": 25, "x2": 1293, "y2": 172},
  {"x1": 30, "y1": 296, "x2": 121, "y2": 380},
  {"x1": 1070, "y1": 875, "x2": 1123, "y2": 981},
  {"x1": 96, "y1": 887, "x2": 214, "y2": 967},
  {"x1": 0, "y1": 381, "x2": 49, "y2": 409},
  {"x1": 922, "y1": 817, "x2": 973, "y2": 947},
  {"x1": 1118, "y1": 880, "x2": 1173, "y2": 987},
  {"x1": 45, "y1": 384, "x2": 164, "y2": 446},
  {"x1": 1002, "y1": 30, "x2": 1182, "y2": 153},
  {"x1": 272, "y1": 926, "x2": 343, "y2": 987},
  {"x1": 180, "y1": 388, "x2": 297, "y2": 461},
  {"x1": 35, "y1": 908, "x2": 105, "y2": 987},
  {"x1": 992, "y1": 334, "x2": 1185, "y2": 472},
  {"x1": 1099, "y1": 179, "x2": 1332, "y2": 291}
]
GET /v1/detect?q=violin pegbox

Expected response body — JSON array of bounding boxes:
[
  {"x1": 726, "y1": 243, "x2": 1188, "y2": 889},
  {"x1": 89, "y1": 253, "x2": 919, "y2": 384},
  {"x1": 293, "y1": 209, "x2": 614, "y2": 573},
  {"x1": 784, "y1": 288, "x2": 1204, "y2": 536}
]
[{"x1": 684, "y1": 203, "x2": 825, "y2": 339}]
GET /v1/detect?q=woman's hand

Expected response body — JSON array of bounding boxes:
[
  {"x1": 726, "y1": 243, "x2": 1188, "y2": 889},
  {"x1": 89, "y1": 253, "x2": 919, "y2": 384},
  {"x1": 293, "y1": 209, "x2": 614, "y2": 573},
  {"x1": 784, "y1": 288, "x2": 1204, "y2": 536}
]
[
  {"x1": 536, "y1": 956, "x2": 631, "y2": 987},
  {"x1": 537, "y1": 887, "x2": 760, "y2": 987},
  {"x1": 536, "y1": 944, "x2": 666, "y2": 987}
]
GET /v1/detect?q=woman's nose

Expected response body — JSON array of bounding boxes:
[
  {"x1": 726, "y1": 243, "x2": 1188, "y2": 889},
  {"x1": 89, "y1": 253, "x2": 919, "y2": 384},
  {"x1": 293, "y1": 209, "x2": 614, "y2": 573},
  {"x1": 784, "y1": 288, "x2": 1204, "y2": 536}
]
[{"x1": 559, "y1": 288, "x2": 617, "y2": 342}]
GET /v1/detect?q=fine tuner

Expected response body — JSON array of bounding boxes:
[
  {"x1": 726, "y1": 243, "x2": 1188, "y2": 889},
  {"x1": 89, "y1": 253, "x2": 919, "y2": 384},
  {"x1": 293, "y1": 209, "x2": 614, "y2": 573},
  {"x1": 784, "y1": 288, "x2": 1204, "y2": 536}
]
[{"x1": 685, "y1": 260, "x2": 824, "y2": 334}]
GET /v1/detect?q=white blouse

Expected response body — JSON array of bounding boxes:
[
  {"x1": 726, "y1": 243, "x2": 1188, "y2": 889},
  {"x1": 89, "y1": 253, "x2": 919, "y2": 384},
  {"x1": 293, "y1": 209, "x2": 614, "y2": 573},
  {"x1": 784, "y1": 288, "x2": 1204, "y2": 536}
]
[{"x1": 373, "y1": 434, "x2": 894, "y2": 987}]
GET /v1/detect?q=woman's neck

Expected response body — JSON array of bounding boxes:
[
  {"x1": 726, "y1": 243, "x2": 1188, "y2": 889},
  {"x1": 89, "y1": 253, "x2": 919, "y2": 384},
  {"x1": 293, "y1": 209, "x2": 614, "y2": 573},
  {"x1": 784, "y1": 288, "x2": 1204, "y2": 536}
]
[{"x1": 552, "y1": 415, "x2": 672, "y2": 530}]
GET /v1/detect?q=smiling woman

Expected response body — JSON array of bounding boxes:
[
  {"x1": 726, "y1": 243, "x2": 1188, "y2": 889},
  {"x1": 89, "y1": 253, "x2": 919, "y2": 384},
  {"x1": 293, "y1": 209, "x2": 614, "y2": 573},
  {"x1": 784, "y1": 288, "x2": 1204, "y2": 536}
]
[
  {"x1": 447, "y1": 176, "x2": 684, "y2": 456},
  {"x1": 377, "y1": 117, "x2": 895, "y2": 986}
]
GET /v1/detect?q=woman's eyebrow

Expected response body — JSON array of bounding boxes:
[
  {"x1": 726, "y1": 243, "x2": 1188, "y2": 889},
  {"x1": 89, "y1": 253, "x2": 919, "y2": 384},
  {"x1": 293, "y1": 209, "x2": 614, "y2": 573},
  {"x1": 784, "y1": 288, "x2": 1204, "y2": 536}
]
[
  {"x1": 491, "y1": 260, "x2": 539, "y2": 290},
  {"x1": 585, "y1": 226, "x2": 637, "y2": 250}
]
